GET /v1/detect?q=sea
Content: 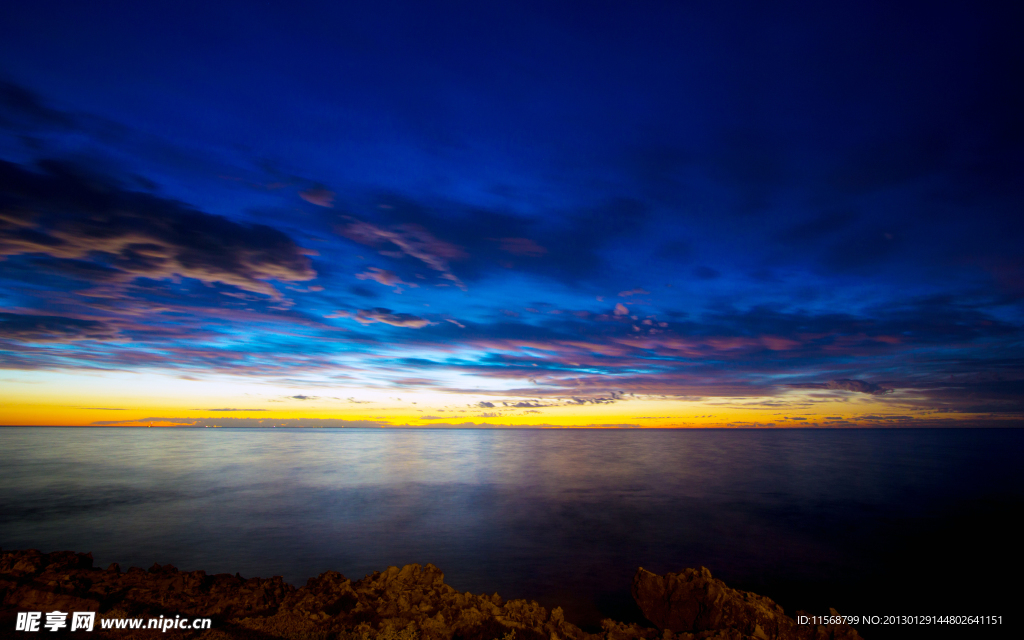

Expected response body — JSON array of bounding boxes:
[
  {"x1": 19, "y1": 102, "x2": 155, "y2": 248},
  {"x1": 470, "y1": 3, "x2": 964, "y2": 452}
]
[{"x1": 1, "y1": 427, "x2": 1021, "y2": 639}]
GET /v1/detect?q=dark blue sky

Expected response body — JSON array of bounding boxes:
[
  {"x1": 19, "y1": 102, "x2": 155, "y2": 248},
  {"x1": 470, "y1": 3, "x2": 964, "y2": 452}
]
[{"x1": 1, "y1": 1, "x2": 1022, "y2": 426}]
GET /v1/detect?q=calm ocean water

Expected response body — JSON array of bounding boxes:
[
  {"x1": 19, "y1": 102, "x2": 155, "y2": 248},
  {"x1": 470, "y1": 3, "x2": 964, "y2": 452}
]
[{"x1": 1, "y1": 428, "x2": 1021, "y2": 638}]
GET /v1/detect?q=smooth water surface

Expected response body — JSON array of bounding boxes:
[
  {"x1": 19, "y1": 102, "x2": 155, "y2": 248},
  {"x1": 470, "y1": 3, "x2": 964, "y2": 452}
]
[{"x1": 2, "y1": 428, "x2": 1022, "y2": 636}]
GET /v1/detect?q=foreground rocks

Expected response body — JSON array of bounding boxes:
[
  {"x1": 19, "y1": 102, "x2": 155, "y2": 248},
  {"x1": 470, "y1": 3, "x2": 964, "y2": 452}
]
[
  {"x1": 0, "y1": 549, "x2": 861, "y2": 640},
  {"x1": 631, "y1": 568, "x2": 861, "y2": 640}
]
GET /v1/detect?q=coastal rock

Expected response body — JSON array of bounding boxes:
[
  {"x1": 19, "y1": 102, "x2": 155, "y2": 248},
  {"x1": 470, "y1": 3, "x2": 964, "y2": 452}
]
[
  {"x1": 0, "y1": 549, "x2": 294, "y2": 629},
  {"x1": 631, "y1": 567, "x2": 861, "y2": 640},
  {"x1": 1, "y1": 550, "x2": 861, "y2": 640}
]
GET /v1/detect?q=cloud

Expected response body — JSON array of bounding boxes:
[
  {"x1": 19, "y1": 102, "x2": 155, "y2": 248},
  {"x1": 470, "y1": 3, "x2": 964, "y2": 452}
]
[
  {"x1": 289, "y1": 395, "x2": 317, "y2": 400},
  {"x1": 692, "y1": 266, "x2": 720, "y2": 280},
  {"x1": 476, "y1": 401, "x2": 495, "y2": 408},
  {"x1": 90, "y1": 417, "x2": 200, "y2": 425},
  {"x1": 565, "y1": 395, "x2": 621, "y2": 405},
  {"x1": 339, "y1": 220, "x2": 466, "y2": 288},
  {"x1": 200, "y1": 408, "x2": 268, "y2": 412},
  {"x1": 785, "y1": 379, "x2": 892, "y2": 395},
  {"x1": 825, "y1": 379, "x2": 891, "y2": 395},
  {"x1": 344, "y1": 308, "x2": 431, "y2": 328},
  {"x1": 613, "y1": 303, "x2": 629, "y2": 316},
  {"x1": 387, "y1": 422, "x2": 644, "y2": 429},
  {"x1": 298, "y1": 187, "x2": 335, "y2": 207},
  {"x1": 90, "y1": 417, "x2": 384, "y2": 427},
  {"x1": 892, "y1": 379, "x2": 1024, "y2": 415},
  {"x1": 336, "y1": 196, "x2": 651, "y2": 286},
  {"x1": 0, "y1": 81, "x2": 76, "y2": 129},
  {"x1": 760, "y1": 336, "x2": 801, "y2": 351},
  {"x1": 355, "y1": 267, "x2": 403, "y2": 287},
  {"x1": 0, "y1": 312, "x2": 117, "y2": 342},
  {"x1": 618, "y1": 288, "x2": 649, "y2": 297},
  {"x1": 0, "y1": 159, "x2": 316, "y2": 298},
  {"x1": 360, "y1": 294, "x2": 1023, "y2": 404},
  {"x1": 504, "y1": 400, "x2": 547, "y2": 408},
  {"x1": 497, "y1": 237, "x2": 547, "y2": 257},
  {"x1": 355, "y1": 267, "x2": 417, "y2": 292}
]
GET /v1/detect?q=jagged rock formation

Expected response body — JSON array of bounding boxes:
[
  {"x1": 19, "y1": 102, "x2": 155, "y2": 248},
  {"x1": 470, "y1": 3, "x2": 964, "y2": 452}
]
[
  {"x1": 0, "y1": 549, "x2": 862, "y2": 640},
  {"x1": 631, "y1": 568, "x2": 861, "y2": 640}
]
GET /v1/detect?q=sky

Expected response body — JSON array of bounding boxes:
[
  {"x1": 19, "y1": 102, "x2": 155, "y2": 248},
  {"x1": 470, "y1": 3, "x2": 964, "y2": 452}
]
[{"x1": 1, "y1": 0, "x2": 1022, "y2": 428}]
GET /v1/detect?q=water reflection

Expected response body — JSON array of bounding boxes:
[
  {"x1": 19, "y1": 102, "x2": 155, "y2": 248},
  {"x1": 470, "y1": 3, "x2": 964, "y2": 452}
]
[{"x1": 1, "y1": 428, "x2": 1021, "y2": 634}]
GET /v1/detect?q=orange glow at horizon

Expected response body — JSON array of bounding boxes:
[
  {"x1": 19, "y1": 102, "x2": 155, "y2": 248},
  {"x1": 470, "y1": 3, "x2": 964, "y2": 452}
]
[{"x1": 1, "y1": 370, "x2": 1007, "y2": 428}]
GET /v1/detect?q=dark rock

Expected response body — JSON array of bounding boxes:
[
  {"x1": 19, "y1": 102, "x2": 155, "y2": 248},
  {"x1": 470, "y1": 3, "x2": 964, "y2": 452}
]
[
  {"x1": 1, "y1": 550, "x2": 863, "y2": 640},
  {"x1": 631, "y1": 567, "x2": 861, "y2": 640}
]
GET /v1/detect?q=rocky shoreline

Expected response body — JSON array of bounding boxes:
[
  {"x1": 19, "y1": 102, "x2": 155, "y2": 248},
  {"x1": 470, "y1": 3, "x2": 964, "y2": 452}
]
[{"x1": 1, "y1": 549, "x2": 861, "y2": 640}]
